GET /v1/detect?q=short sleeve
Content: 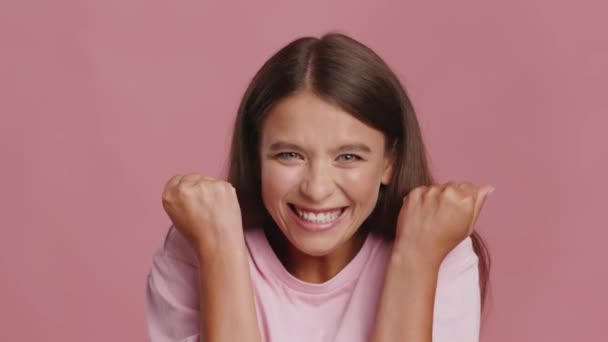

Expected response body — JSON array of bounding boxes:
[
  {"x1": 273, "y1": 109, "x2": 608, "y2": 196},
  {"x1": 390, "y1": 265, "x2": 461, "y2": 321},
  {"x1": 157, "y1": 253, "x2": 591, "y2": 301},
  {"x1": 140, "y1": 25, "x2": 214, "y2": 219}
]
[
  {"x1": 432, "y1": 237, "x2": 481, "y2": 342},
  {"x1": 145, "y1": 225, "x2": 202, "y2": 342}
]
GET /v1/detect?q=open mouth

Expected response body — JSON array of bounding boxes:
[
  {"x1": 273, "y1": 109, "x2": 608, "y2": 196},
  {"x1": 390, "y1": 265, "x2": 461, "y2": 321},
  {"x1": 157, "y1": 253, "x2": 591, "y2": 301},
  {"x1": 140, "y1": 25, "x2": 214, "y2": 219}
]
[{"x1": 288, "y1": 203, "x2": 348, "y2": 225}]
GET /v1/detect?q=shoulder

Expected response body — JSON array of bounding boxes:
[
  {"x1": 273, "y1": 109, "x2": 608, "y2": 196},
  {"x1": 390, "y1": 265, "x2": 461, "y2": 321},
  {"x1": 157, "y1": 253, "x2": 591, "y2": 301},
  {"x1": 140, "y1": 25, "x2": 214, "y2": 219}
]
[
  {"x1": 146, "y1": 226, "x2": 202, "y2": 340},
  {"x1": 154, "y1": 225, "x2": 200, "y2": 267},
  {"x1": 147, "y1": 225, "x2": 201, "y2": 307}
]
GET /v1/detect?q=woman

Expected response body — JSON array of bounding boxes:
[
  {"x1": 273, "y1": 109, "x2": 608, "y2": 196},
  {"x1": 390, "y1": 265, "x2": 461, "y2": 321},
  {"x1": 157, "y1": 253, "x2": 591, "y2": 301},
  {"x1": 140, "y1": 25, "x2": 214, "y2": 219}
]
[{"x1": 146, "y1": 32, "x2": 493, "y2": 342}]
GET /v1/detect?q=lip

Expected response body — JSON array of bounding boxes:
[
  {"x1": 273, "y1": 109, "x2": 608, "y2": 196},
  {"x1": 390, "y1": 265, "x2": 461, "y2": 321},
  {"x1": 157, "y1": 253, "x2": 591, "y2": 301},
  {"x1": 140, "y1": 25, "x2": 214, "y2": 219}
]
[{"x1": 287, "y1": 203, "x2": 348, "y2": 233}]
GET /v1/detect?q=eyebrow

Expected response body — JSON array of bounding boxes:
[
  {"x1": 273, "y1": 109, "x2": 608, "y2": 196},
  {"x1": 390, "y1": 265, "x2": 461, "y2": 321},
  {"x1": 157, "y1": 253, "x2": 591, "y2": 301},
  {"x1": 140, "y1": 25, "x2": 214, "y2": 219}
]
[{"x1": 267, "y1": 141, "x2": 372, "y2": 153}]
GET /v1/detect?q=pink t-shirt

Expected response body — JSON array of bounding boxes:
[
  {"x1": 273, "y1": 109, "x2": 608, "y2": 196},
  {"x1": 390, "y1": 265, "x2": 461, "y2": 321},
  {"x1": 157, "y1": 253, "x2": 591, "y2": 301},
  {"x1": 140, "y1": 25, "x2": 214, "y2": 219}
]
[{"x1": 146, "y1": 226, "x2": 480, "y2": 341}]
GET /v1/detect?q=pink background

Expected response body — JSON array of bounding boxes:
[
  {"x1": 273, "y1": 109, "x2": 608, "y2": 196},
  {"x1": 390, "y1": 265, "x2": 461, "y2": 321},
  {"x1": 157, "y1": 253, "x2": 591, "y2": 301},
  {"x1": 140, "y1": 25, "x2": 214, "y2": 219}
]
[{"x1": 1, "y1": 0, "x2": 606, "y2": 341}]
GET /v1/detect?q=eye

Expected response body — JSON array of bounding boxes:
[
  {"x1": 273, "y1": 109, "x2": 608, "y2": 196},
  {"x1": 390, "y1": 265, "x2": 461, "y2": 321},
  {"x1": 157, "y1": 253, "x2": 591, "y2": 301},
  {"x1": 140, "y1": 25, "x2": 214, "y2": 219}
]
[
  {"x1": 337, "y1": 154, "x2": 363, "y2": 162},
  {"x1": 275, "y1": 152, "x2": 303, "y2": 160}
]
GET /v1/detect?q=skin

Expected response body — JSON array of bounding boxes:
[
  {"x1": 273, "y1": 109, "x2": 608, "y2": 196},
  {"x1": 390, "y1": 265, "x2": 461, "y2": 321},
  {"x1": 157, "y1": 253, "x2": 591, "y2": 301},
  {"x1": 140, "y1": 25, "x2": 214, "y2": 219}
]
[
  {"x1": 258, "y1": 91, "x2": 393, "y2": 283},
  {"x1": 161, "y1": 90, "x2": 493, "y2": 341}
]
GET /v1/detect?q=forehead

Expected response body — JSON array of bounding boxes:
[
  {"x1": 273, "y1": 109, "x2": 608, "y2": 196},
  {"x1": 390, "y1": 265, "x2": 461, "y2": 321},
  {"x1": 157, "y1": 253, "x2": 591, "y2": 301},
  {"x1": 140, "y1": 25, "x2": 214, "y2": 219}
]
[{"x1": 260, "y1": 92, "x2": 385, "y2": 149}]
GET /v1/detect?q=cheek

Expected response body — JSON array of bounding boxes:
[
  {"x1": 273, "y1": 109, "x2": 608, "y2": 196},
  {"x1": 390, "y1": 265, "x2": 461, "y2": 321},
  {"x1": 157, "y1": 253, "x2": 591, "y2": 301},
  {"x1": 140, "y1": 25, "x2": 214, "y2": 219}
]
[
  {"x1": 340, "y1": 167, "x2": 383, "y2": 198},
  {"x1": 260, "y1": 162, "x2": 300, "y2": 203}
]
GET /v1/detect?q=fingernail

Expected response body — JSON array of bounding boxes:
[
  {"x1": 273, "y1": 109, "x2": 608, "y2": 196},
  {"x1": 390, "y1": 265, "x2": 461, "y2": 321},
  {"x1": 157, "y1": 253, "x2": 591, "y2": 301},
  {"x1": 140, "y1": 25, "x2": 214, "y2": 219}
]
[{"x1": 487, "y1": 187, "x2": 496, "y2": 195}]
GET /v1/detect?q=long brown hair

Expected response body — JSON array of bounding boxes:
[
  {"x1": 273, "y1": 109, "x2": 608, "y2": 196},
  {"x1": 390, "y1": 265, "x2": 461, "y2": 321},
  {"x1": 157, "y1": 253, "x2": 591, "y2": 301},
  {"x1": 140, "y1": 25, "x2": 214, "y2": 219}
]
[{"x1": 226, "y1": 32, "x2": 491, "y2": 309}]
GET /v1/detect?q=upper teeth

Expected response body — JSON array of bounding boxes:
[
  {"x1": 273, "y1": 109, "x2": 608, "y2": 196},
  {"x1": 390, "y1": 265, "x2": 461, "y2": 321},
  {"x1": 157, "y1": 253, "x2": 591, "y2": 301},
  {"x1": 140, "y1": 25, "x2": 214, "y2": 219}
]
[{"x1": 295, "y1": 208, "x2": 342, "y2": 224}]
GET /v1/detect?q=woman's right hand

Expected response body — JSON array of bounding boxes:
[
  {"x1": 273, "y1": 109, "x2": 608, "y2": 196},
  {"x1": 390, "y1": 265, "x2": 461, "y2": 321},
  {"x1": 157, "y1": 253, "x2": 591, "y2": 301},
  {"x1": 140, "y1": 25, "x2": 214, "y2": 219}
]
[{"x1": 161, "y1": 174, "x2": 245, "y2": 257}]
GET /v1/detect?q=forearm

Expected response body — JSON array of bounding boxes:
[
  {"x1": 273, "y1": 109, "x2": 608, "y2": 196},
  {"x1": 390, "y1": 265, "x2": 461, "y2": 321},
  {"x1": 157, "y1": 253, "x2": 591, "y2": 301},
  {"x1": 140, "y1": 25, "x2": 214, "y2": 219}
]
[
  {"x1": 198, "y1": 241, "x2": 262, "y2": 342},
  {"x1": 371, "y1": 248, "x2": 440, "y2": 342}
]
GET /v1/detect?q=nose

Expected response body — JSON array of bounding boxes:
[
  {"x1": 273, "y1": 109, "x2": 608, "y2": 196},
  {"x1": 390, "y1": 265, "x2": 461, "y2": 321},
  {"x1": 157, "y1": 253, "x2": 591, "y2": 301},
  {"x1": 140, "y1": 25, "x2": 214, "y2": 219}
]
[{"x1": 299, "y1": 161, "x2": 335, "y2": 203}]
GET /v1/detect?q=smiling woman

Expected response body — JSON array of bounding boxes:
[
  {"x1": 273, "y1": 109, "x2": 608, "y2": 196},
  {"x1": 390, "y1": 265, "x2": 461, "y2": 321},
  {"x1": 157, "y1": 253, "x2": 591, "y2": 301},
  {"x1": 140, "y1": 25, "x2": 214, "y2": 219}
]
[
  {"x1": 259, "y1": 91, "x2": 394, "y2": 262},
  {"x1": 146, "y1": 32, "x2": 493, "y2": 342}
]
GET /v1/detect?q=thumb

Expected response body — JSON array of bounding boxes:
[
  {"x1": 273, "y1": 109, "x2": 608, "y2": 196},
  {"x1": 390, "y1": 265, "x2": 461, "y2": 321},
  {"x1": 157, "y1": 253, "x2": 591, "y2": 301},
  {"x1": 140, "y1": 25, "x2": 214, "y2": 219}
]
[
  {"x1": 479, "y1": 186, "x2": 495, "y2": 206},
  {"x1": 470, "y1": 185, "x2": 495, "y2": 233}
]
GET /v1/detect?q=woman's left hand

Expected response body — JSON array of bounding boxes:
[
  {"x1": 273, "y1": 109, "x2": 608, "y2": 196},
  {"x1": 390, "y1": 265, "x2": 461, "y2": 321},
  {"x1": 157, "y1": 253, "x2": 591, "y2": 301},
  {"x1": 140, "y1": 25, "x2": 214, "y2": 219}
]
[{"x1": 394, "y1": 182, "x2": 494, "y2": 269}]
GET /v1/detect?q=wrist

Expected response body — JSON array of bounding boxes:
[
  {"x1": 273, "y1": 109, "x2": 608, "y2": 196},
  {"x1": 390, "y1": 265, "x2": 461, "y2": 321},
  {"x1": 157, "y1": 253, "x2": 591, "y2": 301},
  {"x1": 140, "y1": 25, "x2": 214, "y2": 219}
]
[
  {"x1": 390, "y1": 245, "x2": 441, "y2": 275},
  {"x1": 198, "y1": 244, "x2": 249, "y2": 280},
  {"x1": 196, "y1": 234, "x2": 248, "y2": 262}
]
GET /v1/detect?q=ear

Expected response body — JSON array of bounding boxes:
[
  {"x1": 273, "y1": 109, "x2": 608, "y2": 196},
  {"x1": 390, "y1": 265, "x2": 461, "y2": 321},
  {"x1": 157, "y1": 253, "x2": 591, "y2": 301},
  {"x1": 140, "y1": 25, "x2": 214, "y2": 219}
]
[{"x1": 381, "y1": 151, "x2": 395, "y2": 185}]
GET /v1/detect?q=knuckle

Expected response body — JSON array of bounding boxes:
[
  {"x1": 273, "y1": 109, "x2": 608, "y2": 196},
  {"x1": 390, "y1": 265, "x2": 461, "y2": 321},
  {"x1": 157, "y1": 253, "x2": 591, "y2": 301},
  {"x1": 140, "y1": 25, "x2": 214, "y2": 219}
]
[
  {"x1": 460, "y1": 194, "x2": 475, "y2": 209},
  {"x1": 175, "y1": 183, "x2": 189, "y2": 195},
  {"x1": 409, "y1": 187, "x2": 424, "y2": 199},
  {"x1": 443, "y1": 181, "x2": 456, "y2": 188},
  {"x1": 458, "y1": 181, "x2": 476, "y2": 191},
  {"x1": 166, "y1": 175, "x2": 181, "y2": 188},
  {"x1": 161, "y1": 192, "x2": 170, "y2": 203},
  {"x1": 426, "y1": 186, "x2": 440, "y2": 198},
  {"x1": 428, "y1": 184, "x2": 441, "y2": 192},
  {"x1": 182, "y1": 173, "x2": 197, "y2": 181},
  {"x1": 416, "y1": 185, "x2": 429, "y2": 194},
  {"x1": 441, "y1": 185, "x2": 459, "y2": 197}
]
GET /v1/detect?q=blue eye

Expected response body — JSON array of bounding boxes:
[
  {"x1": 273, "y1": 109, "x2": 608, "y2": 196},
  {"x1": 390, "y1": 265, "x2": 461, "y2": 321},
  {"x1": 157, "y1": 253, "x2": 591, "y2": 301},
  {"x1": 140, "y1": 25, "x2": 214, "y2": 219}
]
[{"x1": 337, "y1": 154, "x2": 362, "y2": 162}]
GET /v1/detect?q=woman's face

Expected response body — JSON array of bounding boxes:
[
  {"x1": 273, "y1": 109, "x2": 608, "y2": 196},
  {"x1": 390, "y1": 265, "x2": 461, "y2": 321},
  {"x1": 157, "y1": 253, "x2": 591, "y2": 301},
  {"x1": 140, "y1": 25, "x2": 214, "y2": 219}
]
[{"x1": 259, "y1": 91, "x2": 393, "y2": 257}]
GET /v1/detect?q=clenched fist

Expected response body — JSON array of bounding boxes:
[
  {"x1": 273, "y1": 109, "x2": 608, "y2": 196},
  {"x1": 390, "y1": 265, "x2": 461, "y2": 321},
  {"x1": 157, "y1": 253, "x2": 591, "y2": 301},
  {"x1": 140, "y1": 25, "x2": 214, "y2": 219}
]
[
  {"x1": 395, "y1": 182, "x2": 494, "y2": 268},
  {"x1": 161, "y1": 174, "x2": 245, "y2": 257}
]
